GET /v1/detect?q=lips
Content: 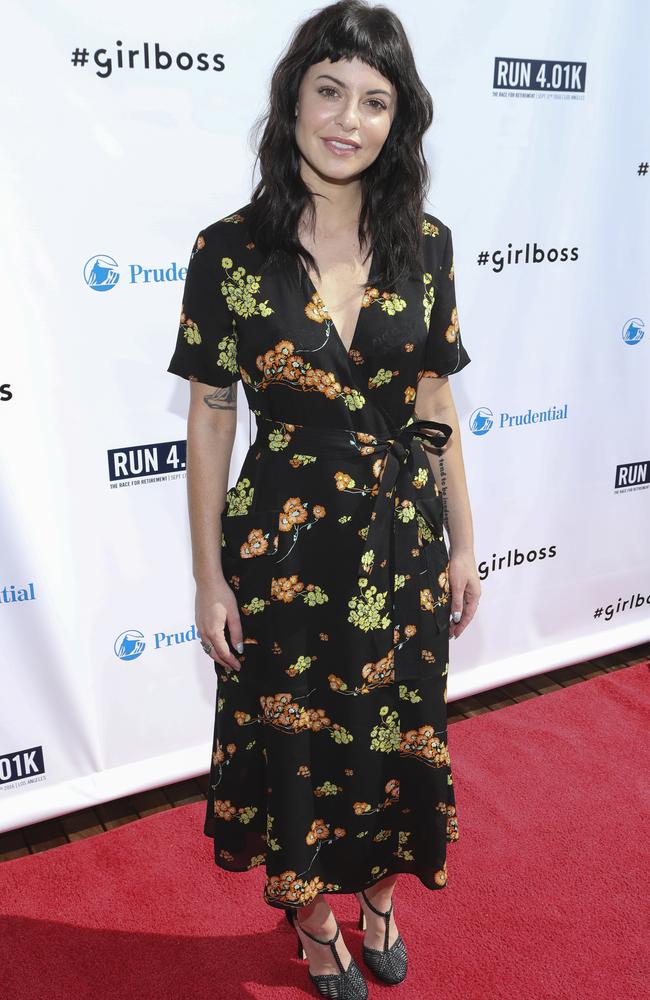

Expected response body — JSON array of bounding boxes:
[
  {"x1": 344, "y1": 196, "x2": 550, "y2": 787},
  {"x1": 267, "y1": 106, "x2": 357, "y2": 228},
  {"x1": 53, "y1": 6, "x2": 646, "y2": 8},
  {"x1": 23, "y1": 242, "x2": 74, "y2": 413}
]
[
  {"x1": 321, "y1": 136, "x2": 361, "y2": 149},
  {"x1": 321, "y1": 137, "x2": 361, "y2": 158}
]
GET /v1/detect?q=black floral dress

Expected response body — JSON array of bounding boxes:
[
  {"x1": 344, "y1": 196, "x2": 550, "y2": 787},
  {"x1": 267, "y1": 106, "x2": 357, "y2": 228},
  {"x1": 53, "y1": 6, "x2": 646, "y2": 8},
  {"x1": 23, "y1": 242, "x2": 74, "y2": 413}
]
[{"x1": 167, "y1": 201, "x2": 471, "y2": 911}]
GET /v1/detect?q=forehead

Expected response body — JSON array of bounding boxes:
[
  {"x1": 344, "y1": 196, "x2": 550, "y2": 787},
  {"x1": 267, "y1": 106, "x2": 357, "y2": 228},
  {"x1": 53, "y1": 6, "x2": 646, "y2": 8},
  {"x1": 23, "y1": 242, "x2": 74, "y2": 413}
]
[{"x1": 305, "y1": 57, "x2": 395, "y2": 96}]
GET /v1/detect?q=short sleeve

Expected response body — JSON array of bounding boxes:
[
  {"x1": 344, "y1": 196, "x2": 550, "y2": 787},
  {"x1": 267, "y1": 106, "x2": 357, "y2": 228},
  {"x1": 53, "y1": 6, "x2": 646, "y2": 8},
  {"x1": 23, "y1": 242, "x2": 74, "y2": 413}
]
[
  {"x1": 167, "y1": 227, "x2": 241, "y2": 388},
  {"x1": 420, "y1": 224, "x2": 471, "y2": 379}
]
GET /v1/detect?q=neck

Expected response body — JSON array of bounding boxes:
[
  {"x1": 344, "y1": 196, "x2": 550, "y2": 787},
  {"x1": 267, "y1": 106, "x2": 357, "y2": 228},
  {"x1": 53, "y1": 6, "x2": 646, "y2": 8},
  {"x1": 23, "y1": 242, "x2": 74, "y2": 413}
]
[{"x1": 299, "y1": 158, "x2": 363, "y2": 237}]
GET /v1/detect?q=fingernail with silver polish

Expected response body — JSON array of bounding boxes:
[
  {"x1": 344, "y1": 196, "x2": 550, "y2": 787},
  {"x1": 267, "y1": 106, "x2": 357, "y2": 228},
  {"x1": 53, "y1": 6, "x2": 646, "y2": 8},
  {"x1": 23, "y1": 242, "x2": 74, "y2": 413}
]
[{"x1": 235, "y1": 641, "x2": 244, "y2": 653}]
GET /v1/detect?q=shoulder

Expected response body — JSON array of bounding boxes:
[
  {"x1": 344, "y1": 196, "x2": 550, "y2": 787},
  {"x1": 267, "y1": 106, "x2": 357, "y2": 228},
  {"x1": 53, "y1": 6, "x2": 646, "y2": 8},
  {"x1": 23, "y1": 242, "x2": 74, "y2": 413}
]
[
  {"x1": 192, "y1": 201, "x2": 253, "y2": 251},
  {"x1": 421, "y1": 210, "x2": 452, "y2": 269},
  {"x1": 422, "y1": 210, "x2": 450, "y2": 244}
]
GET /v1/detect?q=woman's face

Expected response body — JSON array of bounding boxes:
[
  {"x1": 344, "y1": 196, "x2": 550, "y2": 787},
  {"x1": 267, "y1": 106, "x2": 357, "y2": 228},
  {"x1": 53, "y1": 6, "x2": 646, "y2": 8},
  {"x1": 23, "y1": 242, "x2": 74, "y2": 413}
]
[{"x1": 295, "y1": 56, "x2": 396, "y2": 184}]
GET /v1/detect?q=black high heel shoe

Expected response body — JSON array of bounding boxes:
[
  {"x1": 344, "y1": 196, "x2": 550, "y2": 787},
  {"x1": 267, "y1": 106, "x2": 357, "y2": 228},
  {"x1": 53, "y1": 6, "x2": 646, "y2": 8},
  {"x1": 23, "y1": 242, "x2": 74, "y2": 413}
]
[
  {"x1": 285, "y1": 907, "x2": 369, "y2": 999},
  {"x1": 356, "y1": 888, "x2": 408, "y2": 985}
]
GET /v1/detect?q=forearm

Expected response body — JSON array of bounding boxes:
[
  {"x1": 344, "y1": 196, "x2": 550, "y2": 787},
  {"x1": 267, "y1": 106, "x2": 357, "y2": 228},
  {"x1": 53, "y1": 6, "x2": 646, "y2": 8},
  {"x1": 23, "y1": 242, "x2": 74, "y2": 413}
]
[
  {"x1": 420, "y1": 404, "x2": 475, "y2": 559},
  {"x1": 186, "y1": 414, "x2": 236, "y2": 588}
]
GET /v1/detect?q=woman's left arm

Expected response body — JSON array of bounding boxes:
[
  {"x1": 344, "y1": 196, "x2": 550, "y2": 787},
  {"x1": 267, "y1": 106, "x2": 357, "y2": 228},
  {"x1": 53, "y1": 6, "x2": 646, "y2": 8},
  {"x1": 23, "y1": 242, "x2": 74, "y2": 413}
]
[{"x1": 415, "y1": 376, "x2": 481, "y2": 639}]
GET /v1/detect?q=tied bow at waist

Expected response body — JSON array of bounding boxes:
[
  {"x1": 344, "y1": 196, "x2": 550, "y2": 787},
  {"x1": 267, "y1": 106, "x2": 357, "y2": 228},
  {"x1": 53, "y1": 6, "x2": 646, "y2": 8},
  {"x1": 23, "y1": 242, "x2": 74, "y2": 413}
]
[{"x1": 254, "y1": 415, "x2": 453, "y2": 680}]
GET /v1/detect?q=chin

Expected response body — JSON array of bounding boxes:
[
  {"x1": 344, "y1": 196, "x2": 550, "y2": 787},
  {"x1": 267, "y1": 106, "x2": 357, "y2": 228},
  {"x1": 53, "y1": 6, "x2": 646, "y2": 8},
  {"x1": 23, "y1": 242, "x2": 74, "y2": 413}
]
[{"x1": 313, "y1": 152, "x2": 369, "y2": 179}]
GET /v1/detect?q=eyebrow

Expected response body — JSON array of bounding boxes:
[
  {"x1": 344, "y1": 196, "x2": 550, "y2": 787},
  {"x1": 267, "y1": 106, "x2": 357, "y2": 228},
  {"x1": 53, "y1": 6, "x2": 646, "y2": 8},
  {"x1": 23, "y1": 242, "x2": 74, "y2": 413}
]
[{"x1": 314, "y1": 73, "x2": 393, "y2": 99}]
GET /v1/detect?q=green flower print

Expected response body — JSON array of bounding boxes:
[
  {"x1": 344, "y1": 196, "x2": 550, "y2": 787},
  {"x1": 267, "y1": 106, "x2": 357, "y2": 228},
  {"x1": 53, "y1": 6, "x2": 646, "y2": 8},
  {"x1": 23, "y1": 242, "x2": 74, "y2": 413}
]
[
  {"x1": 344, "y1": 388, "x2": 366, "y2": 411},
  {"x1": 377, "y1": 292, "x2": 407, "y2": 316},
  {"x1": 221, "y1": 257, "x2": 274, "y2": 319},
  {"x1": 395, "y1": 830, "x2": 415, "y2": 861},
  {"x1": 413, "y1": 466, "x2": 429, "y2": 488},
  {"x1": 225, "y1": 478, "x2": 254, "y2": 516},
  {"x1": 416, "y1": 510, "x2": 435, "y2": 545},
  {"x1": 368, "y1": 368, "x2": 396, "y2": 390},
  {"x1": 217, "y1": 322, "x2": 239, "y2": 375},
  {"x1": 395, "y1": 499, "x2": 416, "y2": 526},
  {"x1": 423, "y1": 272, "x2": 434, "y2": 331},
  {"x1": 348, "y1": 577, "x2": 391, "y2": 632},
  {"x1": 398, "y1": 684, "x2": 423, "y2": 703},
  {"x1": 286, "y1": 654, "x2": 317, "y2": 676},
  {"x1": 370, "y1": 706, "x2": 400, "y2": 752}
]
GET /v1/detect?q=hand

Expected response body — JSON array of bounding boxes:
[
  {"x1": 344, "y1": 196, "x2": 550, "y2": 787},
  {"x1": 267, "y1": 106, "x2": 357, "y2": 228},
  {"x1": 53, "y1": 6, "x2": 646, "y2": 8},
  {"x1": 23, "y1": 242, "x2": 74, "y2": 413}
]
[
  {"x1": 195, "y1": 578, "x2": 244, "y2": 673},
  {"x1": 448, "y1": 551, "x2": 481, "y2": 639}
]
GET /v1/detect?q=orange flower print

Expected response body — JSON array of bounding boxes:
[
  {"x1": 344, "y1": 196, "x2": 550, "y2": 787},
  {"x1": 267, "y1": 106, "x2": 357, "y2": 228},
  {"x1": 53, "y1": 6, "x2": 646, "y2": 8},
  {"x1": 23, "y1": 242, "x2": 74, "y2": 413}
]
[
  {"x1": 335, "y1": 471, "x2": 355, "y2": 491},
  {"x1": 264, "y1": 872, "x2": 326, "y2": 907},
  {"x1": 253, "y1": 339, "x2": 364, "y2": 410},
  {"x1": 434, "y1": 862, "x2": 448, "y2": 886},
  {"x1": 279, "y1": 497, "x2": 309, "y2": 531},
  {"x1": 420, "y1": 589, "x2": 435, "y2": 611},
  {"x1": 306, "y1": 819, "x2": 330, "y2": 845},
  {"x1": 240, "y1": 527, "x2": 274, "y2": 559},
  {"x1": 445, "y1": 306, "x2": 460, "y2": 344},
  {"x1": 353, "y1": 779, "x2": 399, "y2": 817},
  {"x1": 271, "y1": 575, "x2": 305, "y2": 602},
  {"x1": 214, "y1": 800, "x2": 238, "y2": 821},
  {"x1": 328, "y1": 648, "x2": 395, "y2": 696},
  {"x1": 399, "y1": 725, "x2": 451, "y2": 767},
  {"x1": 260, "y1": 693, "x2": 311, "y2": 733},
  {"x1": 304, "y1": 292, "x2": 330, "y2": 324},
  {"x1": 436, "y1": 802, "x2": 459, "y2": 842}
]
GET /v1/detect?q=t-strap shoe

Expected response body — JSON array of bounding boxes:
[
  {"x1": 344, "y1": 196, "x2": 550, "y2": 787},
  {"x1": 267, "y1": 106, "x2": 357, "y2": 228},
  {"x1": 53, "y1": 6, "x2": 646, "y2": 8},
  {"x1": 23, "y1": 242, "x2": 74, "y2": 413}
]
[
  {"x1": 356, "y1": 888, "x2": 408, "y2": 984},
  {"x1": 285, "y1": 907, "x2": 369, "y2": 999}
]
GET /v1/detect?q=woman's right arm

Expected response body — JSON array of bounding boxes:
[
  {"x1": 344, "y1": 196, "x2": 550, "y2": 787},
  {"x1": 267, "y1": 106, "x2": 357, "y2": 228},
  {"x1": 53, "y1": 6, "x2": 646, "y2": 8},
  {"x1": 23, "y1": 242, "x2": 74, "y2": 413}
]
[{"x1": 187, "y1": 378, "x2": 243, "y2": 673}]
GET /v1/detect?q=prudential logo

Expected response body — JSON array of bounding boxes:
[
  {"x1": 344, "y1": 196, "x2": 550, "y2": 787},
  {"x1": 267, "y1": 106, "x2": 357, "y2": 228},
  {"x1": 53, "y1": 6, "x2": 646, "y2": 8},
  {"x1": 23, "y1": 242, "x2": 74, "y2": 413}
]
[
  {"x1": 84, "y1": 254, "x2": 120, "y2": 291},
  {"x1": 622, "y1": 317, "x2": 644, "y2": 345},
  {"x1": 114, "y1": 630, "x2": 146, "y2": 660},
  {"x1": 114, "y1": 624, "x2": 203, "y2": 661},
  {"x1": 470, "y1": 402, "x2": 568, "y2": 436},
  {"x1": 83, "y1": 252, "x2": 188, "y2": 292}
]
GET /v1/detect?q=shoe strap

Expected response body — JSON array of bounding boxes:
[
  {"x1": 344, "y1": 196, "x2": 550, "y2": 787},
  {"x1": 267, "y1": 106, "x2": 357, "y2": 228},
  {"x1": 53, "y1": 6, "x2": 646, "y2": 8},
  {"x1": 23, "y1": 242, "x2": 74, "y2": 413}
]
[
  {"x1": 295, "y1": 913, "x2": 341, "y2": 947},
  {"x1": 361, "y1": 889, "x2": 393, "y2": 951},
  {"x1": 296, "y1": 915, "x2": 347, "y2": 976}
]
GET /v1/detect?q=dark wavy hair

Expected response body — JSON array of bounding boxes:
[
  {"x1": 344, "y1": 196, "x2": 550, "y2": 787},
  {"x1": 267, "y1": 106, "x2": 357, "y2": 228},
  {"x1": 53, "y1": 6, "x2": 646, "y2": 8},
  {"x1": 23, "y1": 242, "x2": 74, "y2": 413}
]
[{"x1": 247, "y1": 0, "x2": 435, "y2": 290}]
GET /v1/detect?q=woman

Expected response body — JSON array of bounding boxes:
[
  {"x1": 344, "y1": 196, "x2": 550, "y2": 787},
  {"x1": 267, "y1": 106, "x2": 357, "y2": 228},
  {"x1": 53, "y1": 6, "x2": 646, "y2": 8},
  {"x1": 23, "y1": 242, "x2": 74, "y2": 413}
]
[{"x1": 167, "y1": 1, "x2": 480, "y2": 996}]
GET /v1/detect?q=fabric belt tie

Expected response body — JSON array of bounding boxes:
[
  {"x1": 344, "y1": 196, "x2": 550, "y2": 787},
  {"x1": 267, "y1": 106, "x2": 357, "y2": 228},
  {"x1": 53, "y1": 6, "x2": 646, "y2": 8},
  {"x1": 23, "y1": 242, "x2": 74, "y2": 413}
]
[{"x1": 254, "y1": 415, "x2": 453, "y2": 681}]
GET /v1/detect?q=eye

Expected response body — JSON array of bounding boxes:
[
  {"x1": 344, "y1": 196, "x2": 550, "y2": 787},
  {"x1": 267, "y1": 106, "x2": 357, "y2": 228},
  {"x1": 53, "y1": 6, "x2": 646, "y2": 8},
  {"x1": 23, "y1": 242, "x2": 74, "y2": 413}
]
[
  {"x1": 367, "y1": 98, "x2": 387, "y2": 111},
  {"x1": 318, "y1": 86, "x2": 339, "y2": 98}
]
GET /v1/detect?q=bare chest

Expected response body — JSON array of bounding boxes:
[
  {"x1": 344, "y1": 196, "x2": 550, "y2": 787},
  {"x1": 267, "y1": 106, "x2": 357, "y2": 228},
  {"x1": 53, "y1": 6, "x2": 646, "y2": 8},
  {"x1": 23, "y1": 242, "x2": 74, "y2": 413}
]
[{"x1": 299, "y1": 235, "x2": 374, "y2": 353}]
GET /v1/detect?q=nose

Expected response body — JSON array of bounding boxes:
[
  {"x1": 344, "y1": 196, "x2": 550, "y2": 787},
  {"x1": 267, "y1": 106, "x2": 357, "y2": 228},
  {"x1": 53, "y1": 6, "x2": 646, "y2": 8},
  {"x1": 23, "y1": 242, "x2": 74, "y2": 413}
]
[{"x1": 335, "y1": 97, "x2": 361, "y2": 130}]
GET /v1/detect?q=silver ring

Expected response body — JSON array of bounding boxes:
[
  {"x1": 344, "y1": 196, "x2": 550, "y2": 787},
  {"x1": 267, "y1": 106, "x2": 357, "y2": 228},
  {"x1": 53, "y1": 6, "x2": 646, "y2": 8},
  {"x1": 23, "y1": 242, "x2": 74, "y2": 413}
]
[{"x1": 200, "y1": 639, "x2": 213, "y2": 654}]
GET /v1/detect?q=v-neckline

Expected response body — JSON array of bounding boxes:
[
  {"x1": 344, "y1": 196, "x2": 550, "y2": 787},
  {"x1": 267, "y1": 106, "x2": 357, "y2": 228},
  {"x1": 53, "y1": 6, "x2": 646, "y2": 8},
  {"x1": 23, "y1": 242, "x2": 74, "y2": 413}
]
[{"x1": 298, "y1": 249, "x2": 376, "y2": 357}]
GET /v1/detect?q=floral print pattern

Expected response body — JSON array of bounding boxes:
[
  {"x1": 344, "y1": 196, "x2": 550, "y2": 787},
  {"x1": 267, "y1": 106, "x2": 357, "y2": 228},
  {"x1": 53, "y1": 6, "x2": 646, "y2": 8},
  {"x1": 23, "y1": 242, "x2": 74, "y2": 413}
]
[{"x1": 167, "y1": 201, "x2": 470, "y2": 911}]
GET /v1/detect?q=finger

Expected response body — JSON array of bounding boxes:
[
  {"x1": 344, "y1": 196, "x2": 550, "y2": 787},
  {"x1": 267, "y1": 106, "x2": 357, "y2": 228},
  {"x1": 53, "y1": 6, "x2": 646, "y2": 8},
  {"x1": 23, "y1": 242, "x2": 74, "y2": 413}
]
[
  {"x1": 201, "y1": 627, "x2": 238, "y2": 672},
  {"x1": 449, "y1": 598, "x2": 476, "y2": 639},
  {"x1": 211, "y1": 631, "x2": 241, "y2": 672},
  {"x1": 227, "y1": 610, "x2": 245, "y2": 655},
  {"x1": 448, "y1": 596, "x2": 465, "y2": 638}
]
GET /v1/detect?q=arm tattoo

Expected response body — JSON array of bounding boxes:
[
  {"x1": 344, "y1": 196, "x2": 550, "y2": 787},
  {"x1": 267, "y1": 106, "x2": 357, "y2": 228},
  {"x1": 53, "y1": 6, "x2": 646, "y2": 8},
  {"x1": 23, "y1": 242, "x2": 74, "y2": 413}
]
[
  {"x1": 203, "y1": 384, "x2": 237, "y2": 410},
  {"x1": 437, "y1": 454, "x2": 449, "y2": 532}
]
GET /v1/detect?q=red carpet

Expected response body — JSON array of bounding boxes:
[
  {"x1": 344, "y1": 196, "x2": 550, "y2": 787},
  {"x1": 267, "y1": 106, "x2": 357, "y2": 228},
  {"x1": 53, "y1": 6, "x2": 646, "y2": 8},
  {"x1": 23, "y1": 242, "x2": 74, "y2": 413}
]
[{"x1": 1, "y1": 662, "x2": 648, "y2": 999}]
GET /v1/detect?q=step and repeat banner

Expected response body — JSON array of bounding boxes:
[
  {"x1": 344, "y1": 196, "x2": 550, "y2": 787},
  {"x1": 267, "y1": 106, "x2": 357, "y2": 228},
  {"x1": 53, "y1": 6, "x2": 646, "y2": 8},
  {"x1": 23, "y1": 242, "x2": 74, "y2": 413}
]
[{"x1": 1, "y1": 1, "x2": 648, "y2": 832}]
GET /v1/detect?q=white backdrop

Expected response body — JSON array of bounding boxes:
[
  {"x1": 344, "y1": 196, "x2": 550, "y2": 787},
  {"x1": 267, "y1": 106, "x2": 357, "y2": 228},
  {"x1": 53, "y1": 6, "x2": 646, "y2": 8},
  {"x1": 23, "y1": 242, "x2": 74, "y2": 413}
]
[{"x1": 1, "y1": 0, "x2": 648, "y2": 833}]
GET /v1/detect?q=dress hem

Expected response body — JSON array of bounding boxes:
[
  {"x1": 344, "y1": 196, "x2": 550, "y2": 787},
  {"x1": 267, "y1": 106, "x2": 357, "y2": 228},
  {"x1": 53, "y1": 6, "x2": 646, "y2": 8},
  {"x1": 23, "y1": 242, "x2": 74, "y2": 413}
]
[{"x1": 202, "y1": 826, "x2": 457, "y2": 910}]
